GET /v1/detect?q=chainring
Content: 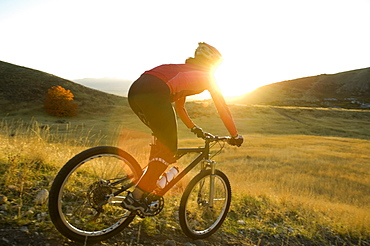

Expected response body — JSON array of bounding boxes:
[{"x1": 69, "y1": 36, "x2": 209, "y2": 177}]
[{"x1": 137, "y1": 194, "x2": 165, "y2": 218}]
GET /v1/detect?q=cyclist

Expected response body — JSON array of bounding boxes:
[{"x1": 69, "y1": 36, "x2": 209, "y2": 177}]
[{"x1": 123, "y1": 42, "x2": 243, "y2": 213}]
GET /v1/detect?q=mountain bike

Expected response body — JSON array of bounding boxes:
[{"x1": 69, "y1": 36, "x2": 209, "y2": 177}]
[{"x1": 49, "y1": 133, "x2": 233, "y2": 243}]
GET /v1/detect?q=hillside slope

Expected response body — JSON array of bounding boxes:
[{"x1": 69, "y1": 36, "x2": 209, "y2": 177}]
[
  {"x1": 237, "y1": 67, "x2": 370, "y2": 108},
  {"x1": 0, "y1": 61, "x2": 126, "y2": 115}
]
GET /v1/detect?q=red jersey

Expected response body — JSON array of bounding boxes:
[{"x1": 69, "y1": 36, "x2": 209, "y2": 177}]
[
  {"x1": 143, "y1": 63, "x2": 238, "y2": 137},
  {"x1": 144, "y1": 64, "x2": 212, "y2": 101}
]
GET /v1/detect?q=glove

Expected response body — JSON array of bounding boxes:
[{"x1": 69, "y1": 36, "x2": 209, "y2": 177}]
[
  {"x1": 228, "y1": 135, "x2": 244, "y2": 147},
  {"x1": 191, "y1": 126, "x2": 204, "y2": 138}
]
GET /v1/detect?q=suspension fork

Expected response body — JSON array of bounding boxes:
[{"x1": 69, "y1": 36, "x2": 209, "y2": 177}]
[
  {"x1": 203, "y1": 159, "x2": 217, "y2": 207},
  {"x1": 202, "y1": 138, "x2": 217, "y2": 207}
]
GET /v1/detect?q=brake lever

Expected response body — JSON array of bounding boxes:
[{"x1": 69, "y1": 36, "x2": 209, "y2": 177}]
[{"x1": 202, "y1": 132, "x2": 214, "y2": 140}]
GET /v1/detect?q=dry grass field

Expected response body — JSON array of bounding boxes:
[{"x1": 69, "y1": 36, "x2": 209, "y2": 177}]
[{"x1": 0, "y1": 103, "x2": 369, "y2": 245}]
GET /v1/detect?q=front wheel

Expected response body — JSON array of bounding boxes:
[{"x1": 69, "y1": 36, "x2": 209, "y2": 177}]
[
  {"x1": 49, "y1": 146, "x2": 142, "y2": 243},
  {"x1": 179, "y1": 169, "x2": 231, "y2": 239}
]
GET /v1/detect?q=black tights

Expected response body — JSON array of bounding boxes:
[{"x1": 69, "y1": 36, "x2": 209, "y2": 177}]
[{"x1": 128, "y1": 74, "x2": 177, "y2": 192}]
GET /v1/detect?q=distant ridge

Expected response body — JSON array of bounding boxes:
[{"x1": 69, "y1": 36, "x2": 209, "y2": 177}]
[
  {"x1": 237, "y1": 67, "x2": 370, "y2": 109},
  {"x1": 0, "y1": 61, "x2": 126, "y2": 115},
  {"x1": 73, "y1": 77, "x2": 133, "y2": 97}
]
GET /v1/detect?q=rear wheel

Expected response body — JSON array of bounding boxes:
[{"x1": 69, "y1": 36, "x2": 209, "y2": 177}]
[
  {"x1": 179, "y1": 169, "x2": 231, "y2": 239},
  {"x1": 49, "y1": 146, "x2": 142, "y2": 243}
]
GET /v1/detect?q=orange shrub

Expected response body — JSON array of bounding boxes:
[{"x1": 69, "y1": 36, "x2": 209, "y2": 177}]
[{"x1": 44, "y1": 86, "x2": 78, "y2": 117}]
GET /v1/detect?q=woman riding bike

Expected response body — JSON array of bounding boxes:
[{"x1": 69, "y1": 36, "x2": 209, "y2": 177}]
[{"x1": 123, "y1": 42, "x2": 243, "y2": 213}]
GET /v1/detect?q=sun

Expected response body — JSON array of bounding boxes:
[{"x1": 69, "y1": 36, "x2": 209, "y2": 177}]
[{"x1": 214, "y1": 62, "x2": 259, "y2": 97}]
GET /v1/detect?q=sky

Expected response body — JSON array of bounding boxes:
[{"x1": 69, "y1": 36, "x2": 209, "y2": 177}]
[{"x1": 1, "y1": 0, "x2": 370, "y2": 96}]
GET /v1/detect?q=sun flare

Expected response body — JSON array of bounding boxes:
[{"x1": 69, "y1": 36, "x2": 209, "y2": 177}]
[{"x1": 214, "y1": 63, "x2": 258, "y2": 97}]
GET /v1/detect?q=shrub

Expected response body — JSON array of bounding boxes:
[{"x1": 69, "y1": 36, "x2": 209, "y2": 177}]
[{"x1": 44, "y1": 85, "x2": 78, "y2": 117}]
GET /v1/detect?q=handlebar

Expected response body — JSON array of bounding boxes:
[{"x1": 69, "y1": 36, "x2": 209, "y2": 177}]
[
  {"x1": 176, "y1": 132, "x2": 239, "y2": 159},
  {"x1": 202, "y1": 132, "x2": 231, "y2": 142},
  {"x1": 202, "y1": 132, "x2": 243, "y2": 147}
]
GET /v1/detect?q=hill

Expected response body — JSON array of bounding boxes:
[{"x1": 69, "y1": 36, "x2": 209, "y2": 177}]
[
  {"x1": 236, "y1": 67, "x2": 370, "y2": 109},
  {"x1": 3, "y1": 60, "x2": 370, "y2": 114},
  {"x1": 0, "y1": 61, "x2": 127, "y2": 116}
]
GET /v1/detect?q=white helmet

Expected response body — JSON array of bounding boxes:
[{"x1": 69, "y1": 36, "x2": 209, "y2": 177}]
[{"x1": 195, "y1": 42, "x2": 222, "y2": 62}]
